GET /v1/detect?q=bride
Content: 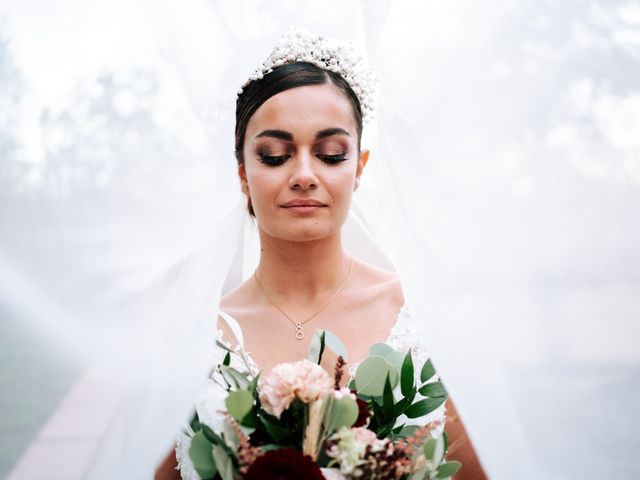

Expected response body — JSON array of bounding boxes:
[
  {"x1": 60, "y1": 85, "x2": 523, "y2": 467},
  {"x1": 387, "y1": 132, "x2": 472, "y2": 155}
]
[{"x1": 157, "y1": 29, "x2": 485, "y2": 479}]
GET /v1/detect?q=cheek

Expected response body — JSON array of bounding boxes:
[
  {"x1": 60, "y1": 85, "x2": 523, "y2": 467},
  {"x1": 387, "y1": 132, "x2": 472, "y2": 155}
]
[
  {"x1": 247, "y1": 169, "x2": 280, "y2": 198},
  {"x1": 326, "y1": 169, "x2": 356, "y2": 203}
]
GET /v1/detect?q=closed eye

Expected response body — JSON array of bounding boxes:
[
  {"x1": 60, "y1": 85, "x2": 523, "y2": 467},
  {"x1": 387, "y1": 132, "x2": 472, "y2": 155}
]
[
  {"x1": 317, "y1": 153, "x2": 348, "y2": 164},
  {"x1": 258, "y1": 154, "x2": 290, "y2": 166}
]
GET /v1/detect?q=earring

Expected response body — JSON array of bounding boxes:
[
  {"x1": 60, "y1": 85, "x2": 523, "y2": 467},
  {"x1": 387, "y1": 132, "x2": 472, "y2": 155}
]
[{"x1": 242, "y1": 183, "x2": 249, "y2": 195}]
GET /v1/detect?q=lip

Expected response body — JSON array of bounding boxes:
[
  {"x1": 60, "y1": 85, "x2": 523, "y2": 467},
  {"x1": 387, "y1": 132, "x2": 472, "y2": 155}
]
[{"x1": 280, "y1": 199, "x2": 328, "y2": 208}]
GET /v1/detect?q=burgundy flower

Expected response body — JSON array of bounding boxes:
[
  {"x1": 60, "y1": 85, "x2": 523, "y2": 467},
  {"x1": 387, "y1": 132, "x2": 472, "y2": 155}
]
[
  {"x1": 244, "y1": 448, "x2": 324, "y2": 480},
  {"x1": 352, "y1": 393, "x2": 372, "y2": 428}
]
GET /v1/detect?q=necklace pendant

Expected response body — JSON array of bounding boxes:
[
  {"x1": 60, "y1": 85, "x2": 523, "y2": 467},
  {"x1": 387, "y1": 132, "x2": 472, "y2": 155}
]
[{"x1": 295, "y1": 322, "x2": 304, "y2": 340}]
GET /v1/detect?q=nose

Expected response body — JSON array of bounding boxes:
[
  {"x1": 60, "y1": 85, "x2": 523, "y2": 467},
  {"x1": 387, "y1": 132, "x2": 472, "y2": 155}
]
[{"x1": 288, "y1": 151, "x2": 318, "y2": 191}]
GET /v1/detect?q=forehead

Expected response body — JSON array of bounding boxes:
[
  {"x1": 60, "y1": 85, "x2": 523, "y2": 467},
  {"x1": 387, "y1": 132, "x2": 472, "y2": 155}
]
[{"x1": 245, "y1": 83, "x2": 357, "y2": 140}]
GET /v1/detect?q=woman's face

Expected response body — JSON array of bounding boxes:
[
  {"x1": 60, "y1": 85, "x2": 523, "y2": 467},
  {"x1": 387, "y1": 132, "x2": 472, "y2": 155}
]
[{"x1": 239, "y1": 83, "x2": 368, "y2": 242}]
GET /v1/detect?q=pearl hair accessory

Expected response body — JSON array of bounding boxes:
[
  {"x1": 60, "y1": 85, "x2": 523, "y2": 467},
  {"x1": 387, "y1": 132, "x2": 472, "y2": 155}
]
[{"x1": 238, "y1": 27, "x2": 376, "y2": 122}]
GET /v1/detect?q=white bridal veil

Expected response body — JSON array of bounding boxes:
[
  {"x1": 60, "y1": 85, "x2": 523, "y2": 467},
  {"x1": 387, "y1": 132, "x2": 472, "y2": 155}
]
[{"x1": 1, "y1": 1, "x2": 639, "y2": 479}]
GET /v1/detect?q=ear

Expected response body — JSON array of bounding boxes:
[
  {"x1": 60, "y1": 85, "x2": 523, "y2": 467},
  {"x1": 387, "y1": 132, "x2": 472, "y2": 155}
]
[
  {"x1": 238, "y1": 164, "x2": 249, "y2": 194},
  {"x1": 354, "y1": 149, "x2": 370, "y2": 191}
]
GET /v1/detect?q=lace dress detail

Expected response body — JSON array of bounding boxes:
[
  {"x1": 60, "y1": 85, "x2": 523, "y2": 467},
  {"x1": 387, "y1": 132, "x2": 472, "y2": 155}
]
[{"x1": 175, "y1": 304, "x2": 446, "y2": 479}]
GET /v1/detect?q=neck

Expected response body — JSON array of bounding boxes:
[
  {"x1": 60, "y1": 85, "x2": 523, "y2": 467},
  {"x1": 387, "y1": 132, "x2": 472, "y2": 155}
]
[{"x1": 254, "y1": 229, "x2": 352, "y2": 306}]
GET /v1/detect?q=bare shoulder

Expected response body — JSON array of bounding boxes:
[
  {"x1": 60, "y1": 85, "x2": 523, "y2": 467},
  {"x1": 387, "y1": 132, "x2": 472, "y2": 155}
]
[
  {"x1": 219, "y1": 277, "x2": 258, "y2": 317},
  {"x1": 350, "y1": 257, "x2": 405, "y2": 309}
]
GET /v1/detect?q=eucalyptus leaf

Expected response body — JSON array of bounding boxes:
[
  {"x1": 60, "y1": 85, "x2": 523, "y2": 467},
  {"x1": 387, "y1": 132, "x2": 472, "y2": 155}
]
[
  {"x1": 431, "y1": 435, "x2": 446, "y2": 465},
  {"x1": 436, "y1": 461, "x2": 462, "y2": 478},
  {"x1": 188, "y1": 431, "x2": 217, "y2": 479},
  {"x1": 388, "y1": 351, "x2": 406, "y2": 372},
  {"x1": 410, "y1": 466, "x2": 429, "y2": 480},
  {"x1": 396, "y1": 425, "x2": 420, "y2": 438},
  {"x1": 308, "y1": 329, "x2": 326, "y2": 364},
  {"x1": 423, "y1": 437, "x2": 437, "y2": 459},
  {"x1": 222, "y1": 418, "x2": 239, "y2": 451},
  {"x1": 420, "y1": 358, "x2": 436, "y2": 383},
  {"x1": 327, "y1": 395, "x2": 359, "y2": 431},
  {"x1": 355, "y1": 356, "x2": 398, "y2": 396},
  {"x1": 212, "y1": 444, "x2": 236, "y2": 480},
  {"x1": 225, "y1": 390, "x2": 253, "y2": 423},
  {"x1": 400, "y1": 350, "x2": 415, "y2": 397},
  {"x1": 324, "y1": 330, "x2": 348, "y2": 360},
  {"x1": 404, "y1": 397, "x2": 446, "y2": 418},
  {"x1": 369, "y1": 342, "x2": 394, "y2": 357},
  {"x1": 368, "y1": 343, "x2": 404, "y2": 370}
]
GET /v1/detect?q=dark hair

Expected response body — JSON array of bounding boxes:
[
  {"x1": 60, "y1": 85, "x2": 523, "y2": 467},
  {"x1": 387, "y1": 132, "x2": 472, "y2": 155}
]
[{"x1": 235, "y1": 62, "x2": 364, "y2": 216}]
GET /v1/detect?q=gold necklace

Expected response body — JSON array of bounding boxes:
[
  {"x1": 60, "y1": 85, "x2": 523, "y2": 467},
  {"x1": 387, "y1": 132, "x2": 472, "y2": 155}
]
[{"x1": 253, "y1": 257, "x2": 355, "y2": 341}]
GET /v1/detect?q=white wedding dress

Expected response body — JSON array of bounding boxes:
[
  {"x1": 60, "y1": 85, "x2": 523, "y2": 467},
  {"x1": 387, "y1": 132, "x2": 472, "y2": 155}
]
[{"x1": 175, "y1": 303, "x2": 447, "y2": 479}]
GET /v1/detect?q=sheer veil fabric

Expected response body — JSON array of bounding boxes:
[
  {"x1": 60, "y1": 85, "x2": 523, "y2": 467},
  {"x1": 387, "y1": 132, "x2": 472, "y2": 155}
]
[{"x1": 1, "y1": 1, "x2": 639, "y2": 479}]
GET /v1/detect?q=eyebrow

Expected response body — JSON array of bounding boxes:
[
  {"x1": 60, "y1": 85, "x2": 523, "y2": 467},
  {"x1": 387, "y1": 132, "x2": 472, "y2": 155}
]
[{"x1": 254, "y1": 127, "x2": 351, "y2": 142}]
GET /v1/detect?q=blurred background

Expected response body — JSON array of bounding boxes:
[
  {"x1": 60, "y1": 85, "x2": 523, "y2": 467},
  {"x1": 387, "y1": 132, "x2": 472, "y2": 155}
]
[{"x1": 1, "y1": 0, "x2": 639, "y2": 478}]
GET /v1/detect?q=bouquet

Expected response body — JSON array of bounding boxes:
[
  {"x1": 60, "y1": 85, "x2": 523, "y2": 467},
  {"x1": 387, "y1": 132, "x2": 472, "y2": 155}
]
[{"x1": 178, "y1": 330, "x2": 460, "y2": 479}]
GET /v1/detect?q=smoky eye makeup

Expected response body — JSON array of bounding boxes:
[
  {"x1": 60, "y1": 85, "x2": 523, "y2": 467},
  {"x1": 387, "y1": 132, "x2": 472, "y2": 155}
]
[
  {"x1": 316, "y1": 152, "x2": 348, "y2": 164},
  {"x1": 257, "y1": 152, "x2": 290, "y2": 166},
  {"x1": 315, "y1": 139, "x2": 350, "y2": 164}
]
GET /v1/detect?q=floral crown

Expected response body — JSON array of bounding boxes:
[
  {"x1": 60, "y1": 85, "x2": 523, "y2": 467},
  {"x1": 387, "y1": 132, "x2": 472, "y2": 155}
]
[{"x1": 238, "y1": 27, "x2": 376, "y2": 122}]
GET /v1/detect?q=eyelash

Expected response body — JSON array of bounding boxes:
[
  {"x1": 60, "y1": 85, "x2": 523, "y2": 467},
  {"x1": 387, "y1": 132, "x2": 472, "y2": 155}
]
[{"x1": 257, "y1": 153, "x2": 348, "y2": 166}]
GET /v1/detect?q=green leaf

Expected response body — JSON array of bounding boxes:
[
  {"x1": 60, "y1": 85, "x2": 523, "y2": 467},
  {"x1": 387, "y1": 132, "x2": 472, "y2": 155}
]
[
  {"x1": 369, "y1": 343, "x2": 394, "y2": 357},
  {"x1": 326, "y1": 395, "x2": 359, "y2": 432},
  {"x1": 393, "y1": 388, "x2": 416, "y2": 417},
  {"x1": 424, "y1": 434, "x2": 446, "y2": 466},
  {"x1": 355, "y1": 356, "x2": 398, "y2": 396},
  {"x1": 188, "y1": 410, "x2": 201, "y2": 433},
  {"x1": 220, "y1": 365, "x2": 249, "y2": 390},
  {"x1": 212, "y1": 444, "x2": 236, "y2": 480},
  {"x1": 188, "y1": 431, "x2": 217, "y2": 479},
  {"x1": 392, "y1": 424, "x2": 405, "y2": 434},
  {"x1": 400, "y1": 350, "x2": 415, "y2": 397},
  {"x1": 308, "y1": 329, "x2": 326, "y2": 364},
  {"x1": 423, "y1": 437, "x2": 437, "y2": 459},
  {"x1": 259, "y1": 415, "x2": 290, "y2": 443},
  {"x1": 248, "y1": 372, "x2": 260, "y2": 395},
  {"x1": 223, "y1": 352, "x2": 231, "y2": 366},
  {"x1": 369, "y1": 343, "x2": 404, "y2": 371},
  {"x1": 225, "y1": 390, "x2": 254, "y2": 422},
  {"x1": 419, "y1": 381, "x2": 447, "y2": 398},
  {"x1": 324, "y1": 330, "x2": 348, "y2": 360},
  {"x1": 436, "y1": 461, "x2": 462, "y2": 478},
  {"x1": 404, "y1": 397, "x2": 446, "y2": 418},
  {"x1": 420, "y1": 358, "x2": 436, "y2": 383},
  {"x1": 382, "y1": 374, "x2": 395, "y2": 420},
  {"x1": 395, "y1": 425, "x2": 420, "y2": 439},
  {"x1": 215, "y1": 340, "x2": 231, "y2": 351},
  {"x1": 200, "y1": 424, "x2": 225, "y2": 446}
]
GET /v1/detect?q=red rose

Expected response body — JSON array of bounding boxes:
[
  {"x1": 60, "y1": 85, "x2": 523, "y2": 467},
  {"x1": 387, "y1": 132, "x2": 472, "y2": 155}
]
[{"x1": 244, "y1": 448, "x2": 324, "y2": 480}]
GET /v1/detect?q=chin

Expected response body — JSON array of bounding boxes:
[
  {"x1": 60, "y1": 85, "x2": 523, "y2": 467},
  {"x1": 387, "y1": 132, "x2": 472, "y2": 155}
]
[{"x1": 265, "y1": 223, "x2": 339, "y2": 243}]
